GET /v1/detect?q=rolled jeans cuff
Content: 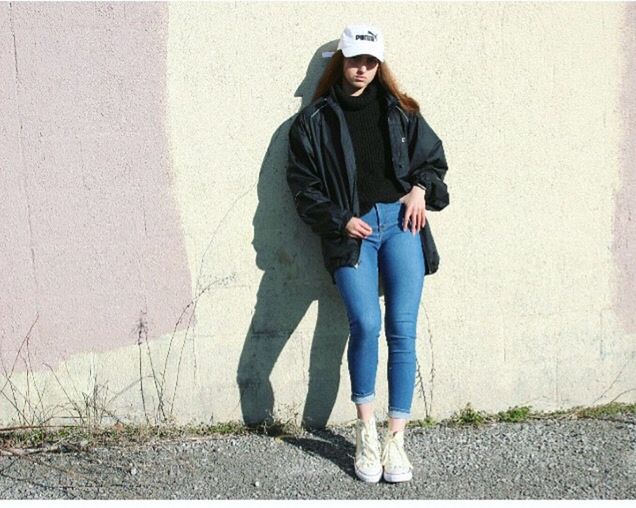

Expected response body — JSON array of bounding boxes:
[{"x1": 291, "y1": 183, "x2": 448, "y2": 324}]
[
  {"x1": 351, "y1": 392, "x2": 375, "y2": 405},
  {"x1": 388, "y1": 408, "x2": 411, "y2": 419}
]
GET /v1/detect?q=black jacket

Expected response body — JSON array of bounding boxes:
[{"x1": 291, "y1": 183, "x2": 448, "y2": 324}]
[{"x1": 286, "y1": 83, "x2": 449, "y2": 284}]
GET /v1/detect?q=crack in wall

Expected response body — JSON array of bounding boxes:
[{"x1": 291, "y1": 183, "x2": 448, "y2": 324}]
[
  {"x1": 592, "y1": 353, "x2": 636, "y2": 405},
  {"x1": 184, "y1": 179, "x2": 258, "y2": 389},
  {"x1": 414, "y1": 302, "x2": 435, "y2": 418},
  {"x1": 8, "y1": 2, "x2": 41, "y2": 321},
  {"x1": 424, "y1": 304, "x2": 436, "y2": 416},
  {"x1": 555, "y1": 355, "x2": 560, "y2": 407}
]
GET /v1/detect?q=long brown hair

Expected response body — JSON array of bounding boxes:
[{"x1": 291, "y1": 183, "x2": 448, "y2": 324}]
[{"x1": 312, "y1": 50, "x2": 420, "y2": 113}]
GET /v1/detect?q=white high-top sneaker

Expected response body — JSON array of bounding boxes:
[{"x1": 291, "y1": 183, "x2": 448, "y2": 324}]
[
  {"x1": 354, "y1": 417, "x2": 383, "y2": 483},
  {"x1": 381, "y1": 429, "x2": 413, "y2": 482}
]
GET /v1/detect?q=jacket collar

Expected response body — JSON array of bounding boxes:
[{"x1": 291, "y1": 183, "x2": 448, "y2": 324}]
[{"x1": 384, "y1": 89, "x2": 399, "y2": 109}]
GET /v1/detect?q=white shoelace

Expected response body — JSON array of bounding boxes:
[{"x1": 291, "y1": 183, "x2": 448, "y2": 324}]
[
  {"x1": 382, "y1": 433, "x2": 413, "y2": 471},
  {"x1": 357, "y1": 424, "x2": 381, "y2": 467}
]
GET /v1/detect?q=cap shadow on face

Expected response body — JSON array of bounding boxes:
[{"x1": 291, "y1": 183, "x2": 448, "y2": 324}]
[
  {"x1": 344, "y1": 54, "x2": 380, "y2": 70},
  {"x1": 342, "y1": 54, "x2": 380, "y2": 89}
]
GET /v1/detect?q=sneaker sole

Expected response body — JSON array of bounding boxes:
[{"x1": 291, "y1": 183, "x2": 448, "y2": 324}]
[
  {"x1": 355, "y1": 464, "x2": 382, "y2": 483},
  {"x1": 383, "y1": 470, "x2": 413, "y2": 483}
]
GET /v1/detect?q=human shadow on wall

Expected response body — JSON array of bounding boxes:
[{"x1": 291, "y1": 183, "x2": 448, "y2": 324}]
[{"x1": 236, "y1": 42, "x2": 352, "y2": 430}]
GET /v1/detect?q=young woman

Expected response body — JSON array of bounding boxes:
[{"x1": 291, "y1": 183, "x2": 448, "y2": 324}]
[{"x1": 286, "y1": 24, "x2": 449, "y2": 483}]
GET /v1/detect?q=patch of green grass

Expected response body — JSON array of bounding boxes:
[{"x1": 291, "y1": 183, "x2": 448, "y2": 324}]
[
  {"x1": 449, "y1": 402, "x2": 488, "y2": 426},
  {"x1": 2, "y1": 401, "x2": 634, "y2": 453},
  {"x1": 407, "y1": 416, "x2": 436, "y2": 428},
  {"x1": 407, "y1": 401, "x2": 636, "y2": 429},
  {"x1": 571, "y1": 401, "x2": 636, "y2": 419},
  {"x1": 193, "y1": 421, "x2": 249, "y2": 436},
  {"x1": 496, "y1": 405, "x2": 532, "y2": 423}
]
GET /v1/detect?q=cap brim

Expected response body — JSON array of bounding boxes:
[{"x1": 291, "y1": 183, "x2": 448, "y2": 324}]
[{"x1": 341, "y1": 46, "x2": 384, "y2": 62}]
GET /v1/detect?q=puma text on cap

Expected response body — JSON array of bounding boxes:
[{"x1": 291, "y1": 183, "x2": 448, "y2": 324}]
[{"x1": 337, "y1": 24, "x2": 385, "y2": 62}]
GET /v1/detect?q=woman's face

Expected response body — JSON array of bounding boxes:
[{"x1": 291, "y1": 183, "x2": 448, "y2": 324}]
[{"x1": 342, "y1": 54, "x2": 380, "y2": 91}]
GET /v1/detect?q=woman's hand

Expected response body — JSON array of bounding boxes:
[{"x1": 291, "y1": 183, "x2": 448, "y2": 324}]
[
  {"x1": 399, "y1": 186, "x2": 427, "y2": 234},
  {"x1": 345, "y1": 217, "x2": 373, "y2": 239}
]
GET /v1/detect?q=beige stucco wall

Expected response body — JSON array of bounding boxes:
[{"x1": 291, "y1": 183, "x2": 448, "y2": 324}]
[{"x1": 1, "y1": 2, "x2": 634, "y2": 427}]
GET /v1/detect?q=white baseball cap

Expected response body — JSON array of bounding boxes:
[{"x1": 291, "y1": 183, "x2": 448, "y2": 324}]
[{"x1": 337, "y1": 24, "x2": 385, "y2": 62}]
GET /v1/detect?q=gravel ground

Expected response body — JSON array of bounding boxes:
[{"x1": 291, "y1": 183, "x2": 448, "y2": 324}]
[{"x1": 1, "y1": 414, "x2": 635, "y2": 499}]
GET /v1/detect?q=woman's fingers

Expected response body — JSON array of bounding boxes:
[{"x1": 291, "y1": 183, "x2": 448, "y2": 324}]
[
  {"x1": 403, "y1": 208, "x2": 410, "y2": 232},
  {"x1": 349, "y1": 208, "x2": 428, "y2": 238},
  {"x1": 403, "y1": 205, "x2": 426, "y2": 234},
  {"x1": 404, "y1": 206, "x2": 417, "y2": 234},
  {"x1": 360, "y1": 221, "x2": 372, "y2": 234},
  {"x1": 359, "y1": 224, "x2": 372, "y2": 237},
  {"x1": 355, "y1": 219, "x2": 372, "y2": 237},
  {"x1": 346, "y1": 218, "x2": 373, "y2": 239}
]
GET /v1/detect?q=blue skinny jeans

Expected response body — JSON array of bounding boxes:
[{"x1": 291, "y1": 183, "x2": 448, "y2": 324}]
[{"x1": 334, "y1": 200, "x2": 425, "y2": 419}]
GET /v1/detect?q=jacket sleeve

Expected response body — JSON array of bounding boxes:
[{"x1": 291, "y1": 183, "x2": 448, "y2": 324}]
[
  {"x1": 406, "y1": 111, "x2": 450, "y2": 211},
  {"x1": 286, "y1": 113, "x2": 354, "y2": 238}
]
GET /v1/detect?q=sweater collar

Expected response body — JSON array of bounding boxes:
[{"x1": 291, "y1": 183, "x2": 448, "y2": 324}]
[
  {"x1": 333, "y1": 79, "x2": 379, "y2": 111},
  {"x1": 328, "y1": 80, "x2": 398, "y2": 110}
]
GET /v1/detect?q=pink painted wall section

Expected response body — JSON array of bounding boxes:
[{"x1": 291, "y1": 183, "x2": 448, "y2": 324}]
[
  {"x1": 0, "y1": 2, "x2": 192, "y2": 371},
  {"x1": 614, "y1": 3, "x2": 636, "y2": 333}
]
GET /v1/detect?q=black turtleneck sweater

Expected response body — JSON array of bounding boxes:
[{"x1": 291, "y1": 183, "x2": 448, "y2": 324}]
[{"x1": 333, "y1": 79, "x2": 406, "y2": 216}]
